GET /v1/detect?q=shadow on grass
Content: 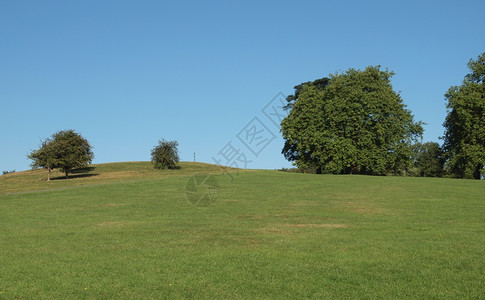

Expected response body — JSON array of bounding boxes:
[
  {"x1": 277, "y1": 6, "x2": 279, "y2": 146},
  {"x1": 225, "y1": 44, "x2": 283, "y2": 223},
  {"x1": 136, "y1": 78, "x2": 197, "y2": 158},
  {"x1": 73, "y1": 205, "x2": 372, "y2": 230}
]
[
  {"x1": 51, "y1": 173, "x2": 99, "y2": 180},
  {"x1": 51, "y1": 166, "x2": 98, "y2": 180},
  {"x1": 155, "y1": 166, "x2": 182, "y2": 170},
  {"x1": 71, "y1": 167, "x2": 96, "y2": 174}
]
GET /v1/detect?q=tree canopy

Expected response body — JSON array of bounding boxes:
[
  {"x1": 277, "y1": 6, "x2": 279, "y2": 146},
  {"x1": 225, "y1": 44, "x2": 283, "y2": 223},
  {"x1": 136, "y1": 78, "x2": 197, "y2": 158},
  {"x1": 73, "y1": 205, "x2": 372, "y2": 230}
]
[
  {"x1": 411, "y1": 142, "x2": 445, "y2": 177},
  {"x1": 443, "y1": 52, "x2": 485, "y2": 179},
  {"x1": 281, "y1": 66, "x2": 423, "y2": 175},
  {"x1": 151, "y1": 139, "x2": 179, "y2": 170},
  {"x1": 27, "y1": 137, "x2": 57, "y2": 180},
  {"x1": 27, "y1": 130, "x2": 94, "y2": 180}
]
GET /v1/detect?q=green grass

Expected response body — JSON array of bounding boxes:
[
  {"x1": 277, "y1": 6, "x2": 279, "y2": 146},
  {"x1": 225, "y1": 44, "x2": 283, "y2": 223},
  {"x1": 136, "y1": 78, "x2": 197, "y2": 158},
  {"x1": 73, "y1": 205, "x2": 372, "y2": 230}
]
[{"x1": 1, "y1": 162, "x2": 484, "y2": 299}]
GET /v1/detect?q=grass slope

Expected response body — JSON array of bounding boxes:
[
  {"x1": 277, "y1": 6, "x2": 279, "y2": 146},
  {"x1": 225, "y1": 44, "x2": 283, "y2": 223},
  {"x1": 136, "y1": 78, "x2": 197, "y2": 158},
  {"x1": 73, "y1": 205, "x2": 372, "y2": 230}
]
[
  {"x1": 1, "y1": 162, "x2": 484, "y2": 299},
  {"x1": 0, "y1": 162, "x2": 227, "y2": 195}
]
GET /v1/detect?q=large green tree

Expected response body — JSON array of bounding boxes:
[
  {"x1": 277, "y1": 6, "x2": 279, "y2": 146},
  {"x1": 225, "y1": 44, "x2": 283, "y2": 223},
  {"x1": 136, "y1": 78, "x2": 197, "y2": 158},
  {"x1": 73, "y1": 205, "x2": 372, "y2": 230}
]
[
  {"x1": 28, "y1": 130, "x2": 94, "y2": 179},
  {"x1": 281, "y1": 66, "x2": 423, "y2": 175},
  {"x1": 443, "y1": 53, "x2": 485, "y2": 179}
]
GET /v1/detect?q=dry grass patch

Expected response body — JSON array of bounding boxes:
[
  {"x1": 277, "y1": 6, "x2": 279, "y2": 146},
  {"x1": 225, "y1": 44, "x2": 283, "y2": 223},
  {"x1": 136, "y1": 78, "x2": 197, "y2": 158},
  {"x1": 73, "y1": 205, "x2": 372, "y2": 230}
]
[
  {"x1": 254, "y1": 227, "x2": 294, "y2": 235},
  {"x1": 282, "y1": 223, "x2": 348, "y2": 228},
  {"x1": 331, "y1": 200, "x2": 390, "y2": 215},
  {"x1": 96, "y1": 221, "x2": 144, "y2": 228},
  {"x1": 255, "y1": 222, "x2": 349, "y2": 235}
]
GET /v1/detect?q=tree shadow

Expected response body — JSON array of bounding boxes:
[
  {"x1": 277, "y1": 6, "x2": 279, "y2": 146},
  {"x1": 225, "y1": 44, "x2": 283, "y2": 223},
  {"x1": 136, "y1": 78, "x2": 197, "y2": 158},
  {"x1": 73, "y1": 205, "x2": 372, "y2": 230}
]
[
  {"x1": 154, "y1": 165, "x2": 181, "y2": 170},
  {"x1": 51, "y1": 173, "x2": 99, "y2": 180},
  {"x1": 50, "y1": 166, "x2": 98, "y2": 180},
  {"x1": 71, "y1": 167, "x2": 96, "y2": 174}
]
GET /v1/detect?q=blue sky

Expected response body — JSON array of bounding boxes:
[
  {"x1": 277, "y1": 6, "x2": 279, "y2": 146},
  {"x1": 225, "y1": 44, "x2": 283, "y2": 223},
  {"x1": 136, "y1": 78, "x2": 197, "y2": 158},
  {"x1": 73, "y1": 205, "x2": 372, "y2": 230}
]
[{"x1": 1, "y1": 0, "x2": 484, "y2": 172}]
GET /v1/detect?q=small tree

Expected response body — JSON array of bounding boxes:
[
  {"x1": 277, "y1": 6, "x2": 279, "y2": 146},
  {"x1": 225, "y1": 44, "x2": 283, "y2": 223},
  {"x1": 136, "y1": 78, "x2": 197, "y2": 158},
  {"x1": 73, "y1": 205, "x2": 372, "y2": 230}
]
[
  {"x1": 151, "y1": 139, "x2": 179, "y2": 170},
  {"x1": 411, "y1": 142, "x2": 445, "y2": 177},
  {"x1": 27, "y1": 138, "x2": 57, "y2": 181},
  {"x1": 27, "y1": 130, "x2": 94, "y2": 180},
  {"x1": 52, "y1": 130, "x2": 94, "y2": 178}
]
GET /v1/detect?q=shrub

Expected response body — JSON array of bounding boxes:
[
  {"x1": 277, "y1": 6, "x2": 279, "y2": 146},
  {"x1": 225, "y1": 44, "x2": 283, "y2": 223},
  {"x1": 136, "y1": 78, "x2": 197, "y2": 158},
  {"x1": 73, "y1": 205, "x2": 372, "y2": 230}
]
[{"x1": 151, "y1": 139, "x2": 179, "y2": 170}]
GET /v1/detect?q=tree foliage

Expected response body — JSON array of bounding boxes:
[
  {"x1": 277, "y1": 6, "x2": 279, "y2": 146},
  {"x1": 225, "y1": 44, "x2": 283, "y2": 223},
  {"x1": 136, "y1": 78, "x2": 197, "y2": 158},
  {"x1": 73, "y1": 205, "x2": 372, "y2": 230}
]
[
  {"x1": 51, "y1": 130, "x2": 94, "y2": 178},
  {"x1": 281, "y1": 66, "x2": 423, "y2": 175},
  {"x1": 411, "y1": 142, "x2": 445, "y2": 177},
  {"x1": 151, "y1": 139, "x2": 179, "y2": 170},
  {"x1": 27, "y1": 137, "x2": 57, "y2": 180},
  {"x1": 27, "y1": 130, "x2": 94, "y2": 180},
  {"x1": 443, "y1": 53, "x2": 485, "y2": 179}
]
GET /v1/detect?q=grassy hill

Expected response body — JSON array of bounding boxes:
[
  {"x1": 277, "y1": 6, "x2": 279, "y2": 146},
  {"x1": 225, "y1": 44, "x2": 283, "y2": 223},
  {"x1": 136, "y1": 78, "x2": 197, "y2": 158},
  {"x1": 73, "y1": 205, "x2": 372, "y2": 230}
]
[
  {"x1": 1, "y1": 162, "x2": 484, "y2": 298},
  {"x1": 0, "y1": 162, "x2": 230, "y2": 195}
]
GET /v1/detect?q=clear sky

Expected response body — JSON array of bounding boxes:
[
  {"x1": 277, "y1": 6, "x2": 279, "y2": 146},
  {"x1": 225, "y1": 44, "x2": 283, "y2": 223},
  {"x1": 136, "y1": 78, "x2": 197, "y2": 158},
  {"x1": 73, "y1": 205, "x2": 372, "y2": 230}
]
[{"x1": 1, "y1": 0, "x2": 484, "y2": 172}]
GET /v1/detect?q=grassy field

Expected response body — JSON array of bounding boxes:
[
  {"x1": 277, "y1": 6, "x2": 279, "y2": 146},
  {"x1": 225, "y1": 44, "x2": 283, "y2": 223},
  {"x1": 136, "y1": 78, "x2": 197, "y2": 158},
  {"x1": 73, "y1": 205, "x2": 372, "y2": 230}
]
[{"x1": 1, "y1": 162, "x2": 484, "y2": 299}]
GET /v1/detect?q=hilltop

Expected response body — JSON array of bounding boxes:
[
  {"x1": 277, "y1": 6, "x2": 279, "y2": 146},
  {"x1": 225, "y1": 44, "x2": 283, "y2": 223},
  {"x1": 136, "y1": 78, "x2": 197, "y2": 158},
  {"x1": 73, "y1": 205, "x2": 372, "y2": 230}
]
[{"x1": 0, "y1": 161, "x2": 238, "y2": 195}]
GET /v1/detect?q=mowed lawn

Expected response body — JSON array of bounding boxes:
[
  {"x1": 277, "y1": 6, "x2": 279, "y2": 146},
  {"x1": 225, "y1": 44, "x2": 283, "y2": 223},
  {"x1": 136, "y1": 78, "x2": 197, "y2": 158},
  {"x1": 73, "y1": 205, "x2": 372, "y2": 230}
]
[{"x1": 1, "y1": 162, "x2": 484, "y2": 299}]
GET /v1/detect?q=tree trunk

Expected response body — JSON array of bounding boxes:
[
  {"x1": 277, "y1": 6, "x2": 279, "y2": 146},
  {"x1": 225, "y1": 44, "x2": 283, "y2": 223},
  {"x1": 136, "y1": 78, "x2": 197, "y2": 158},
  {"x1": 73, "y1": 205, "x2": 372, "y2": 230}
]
[
  {"x1": 65, "y1": 170, "x2": 69, "y2": 179},
  {"x1": 47, "y1": 167, "x2": 51, "y2": 181}
]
